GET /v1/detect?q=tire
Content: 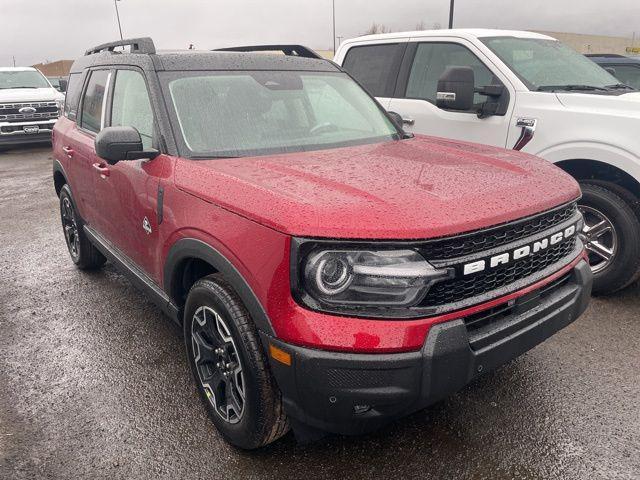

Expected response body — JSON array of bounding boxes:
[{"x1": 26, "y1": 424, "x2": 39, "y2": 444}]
[
  {"x1": 184, "y1": 274, "x2": 289, "y2": 449},
  {"x1": 59, "y1": 184, "x2": 106, "y2": 270},
  {"x1": 579, "y1": 182, "x2": 640, "y2": 295}
]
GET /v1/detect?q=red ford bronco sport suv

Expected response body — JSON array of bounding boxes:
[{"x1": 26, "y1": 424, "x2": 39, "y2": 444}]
[{"x1": 53, "y1": 38, "x2": 592, "y2": 449}]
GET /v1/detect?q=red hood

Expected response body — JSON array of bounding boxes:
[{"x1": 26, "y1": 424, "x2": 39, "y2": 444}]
[{"x1": 174, "y1": 135, "x2": 580, "y2": 239}]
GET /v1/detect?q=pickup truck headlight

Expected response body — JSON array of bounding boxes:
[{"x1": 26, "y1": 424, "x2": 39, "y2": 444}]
[
  {"x1": 293, "y1": 244, "x2": 453, "y2": 315},
  {"x1": 55, "y1": 99, "x2": 64, "y2": 116}
]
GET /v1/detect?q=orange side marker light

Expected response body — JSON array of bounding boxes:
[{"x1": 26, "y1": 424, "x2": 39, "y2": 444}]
[{"x1": 269, "y1": 344, "x2": 292, "y2": 366}]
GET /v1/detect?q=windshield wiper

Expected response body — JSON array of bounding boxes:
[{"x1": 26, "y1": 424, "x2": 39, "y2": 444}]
[
  {"x1": 605, "y1": 83, "x2": 636, "y2": 91},
  {"x1": 536, "y1": 84, "x2": 609, "y2": 92},
  {"x1": 0, "y1": 86, "x2": 40, "y2": 90}
]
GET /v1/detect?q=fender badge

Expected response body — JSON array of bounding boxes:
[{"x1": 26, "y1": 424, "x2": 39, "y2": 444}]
[{"x1": 142, "y1": 216, "x2": 152, "y2": 235}]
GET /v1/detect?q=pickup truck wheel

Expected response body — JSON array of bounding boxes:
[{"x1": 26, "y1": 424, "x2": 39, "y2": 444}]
[
  {"x1": 58, "y1": 184, "x2": 106, "y2": 270},
  {"x1": 578, "y1": 182, "x2": 640, "y2": 295},
  {"x1": 184, "y1": 274, "x2": 289, "y2": 449}
]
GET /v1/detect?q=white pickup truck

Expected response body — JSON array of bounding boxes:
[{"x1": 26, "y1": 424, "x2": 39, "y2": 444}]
[
  {"x1": 0, "y1": 67, "x2": 65, "y2": 150},
  {"x1": 335, "y1": 29, "x2": 640, "y2": 294}
]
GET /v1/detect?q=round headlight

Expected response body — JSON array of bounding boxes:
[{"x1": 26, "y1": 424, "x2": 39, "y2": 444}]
[
  {"x1": 306, "y1": 252, "x2": 353, "y2": 296},
  {"x1": 316, "y1": 256, "x2": 352, "y2": 295}
]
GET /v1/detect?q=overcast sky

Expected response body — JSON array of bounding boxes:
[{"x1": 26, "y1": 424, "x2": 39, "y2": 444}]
[{"x1": 2, "y1": 0, "x2": 639, "y2": 66}]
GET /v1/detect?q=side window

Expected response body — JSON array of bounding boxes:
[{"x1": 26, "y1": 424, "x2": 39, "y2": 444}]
[
  {"x1": 80, "y1": 70, "x2": 110, "y2": 133},
  {"x1": 608, "y1": 65, "x2": 640, "y2": 90},
  {"x1": 405, "y1": 43, "x2": 499, "y2": 110},
  {"x1": 63, "y1": 72, "x2": 83, "y2": 120},
  {"x1": 110, "y1": 70, "x2": 154, "y2": 149},
  {"x1": 342, "y1": 44, "x2": 402, "y2": 97}
]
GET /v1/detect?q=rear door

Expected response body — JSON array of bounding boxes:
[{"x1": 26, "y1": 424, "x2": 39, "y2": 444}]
[
  {"x1": 340, "y1": 41, "x2": 408, "y2": 109},
  {"x1": 387, "y1": 39, "x2": 515, "y2": 147},
  {"x1": 92, "y1": 67, "x2": 165, "y2": 278}
]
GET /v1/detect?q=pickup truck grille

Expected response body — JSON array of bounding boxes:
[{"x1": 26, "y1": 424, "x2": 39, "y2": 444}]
[
  {"x1": 417, "y1": 201, "x2": 581, "y2": 311},
  {"x1": 0, "y1": 102, "x2": 59, "y2": 123}
]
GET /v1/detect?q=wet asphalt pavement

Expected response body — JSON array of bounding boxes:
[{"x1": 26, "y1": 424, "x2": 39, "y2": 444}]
[{"x1": 0, "y1": 146, "x2": 639, "y2": 480}]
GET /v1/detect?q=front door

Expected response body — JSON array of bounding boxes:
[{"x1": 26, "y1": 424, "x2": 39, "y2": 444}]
[
  {"x1": 387, "y1": 40, "x2": 514, "y2": 148},
  {"x1": 92, "y1": 68, "x2": 164, "y2": 278}
]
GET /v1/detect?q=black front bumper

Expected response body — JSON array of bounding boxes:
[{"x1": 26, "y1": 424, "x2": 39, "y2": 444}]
[
  {"x1": 0, "y1": 130, "x2": 51, "y2": 146},
  {"x1": 262, "y1": 260, "x2": 592, "y2": 436}
]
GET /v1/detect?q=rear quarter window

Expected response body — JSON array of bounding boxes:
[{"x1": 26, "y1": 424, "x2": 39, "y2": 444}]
[
  {"x1": 79, "y1": 70, "x2": 110, "y2": 134},
  {"x1": 342, "y1": 43, "x2": 404, "y2": 97},
  {"x1": 64, "y1": 72, "x2": 84, "y2": 121}
]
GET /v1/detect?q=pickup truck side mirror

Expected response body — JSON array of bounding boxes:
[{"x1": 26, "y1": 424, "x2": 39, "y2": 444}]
[
  {"x1": 604, "y1": 67, "x2": 617, "y2": 76},
  {"x1": 58, "y1": 78, "x2": 68, "y2": 92},
  {"x1": 95, "y1": 126, "x2": 159, "y2": 165},
  {"x1": 386, "y1": 111, "x2": 404, "y2": 129},
  {"x1": 436, "y1": 66, "x2": 475, "y2": 111}
]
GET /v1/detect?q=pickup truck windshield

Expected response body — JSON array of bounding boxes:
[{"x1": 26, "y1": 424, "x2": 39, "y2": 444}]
[
  {"x1": 162, "y1": 70, "x2": 399, "y2": 158},
  {"x1": 482, "y1": 37, "x2": 620, "y2": 92},
  {"x1": 0, "y1": 70, "x2": 50, "y2": 89}
]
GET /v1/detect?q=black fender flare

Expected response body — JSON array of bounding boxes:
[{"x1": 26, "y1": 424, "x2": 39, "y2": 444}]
[
  {"x1": 52, "y1": 159, "x2": 68, "y2": 196},
  {"x1": 163, "y1": 238, "x2": 275, "y2": 336}
]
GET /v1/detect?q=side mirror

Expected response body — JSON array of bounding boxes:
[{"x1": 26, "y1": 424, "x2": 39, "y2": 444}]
[
  {"x1": 436, "y1": 66, "x2": 475, "y2": 111},
  {"x1": 58, "y1": 78, "x2": 68, "y2": 92},
  {"x1": 387, "y1": 111, "x2": 404, "y2": 129},
  {"x1": 95, "y1": 126, "x2": 159, "y2": 165},
  {"x1": 605, "y1": 67, "x2": 617, "y2": 76}
]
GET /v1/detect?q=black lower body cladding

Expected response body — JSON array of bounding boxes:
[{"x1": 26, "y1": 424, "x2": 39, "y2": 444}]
[{"x1": 262, "y1": 260, "x2": 592, "y2": 436}]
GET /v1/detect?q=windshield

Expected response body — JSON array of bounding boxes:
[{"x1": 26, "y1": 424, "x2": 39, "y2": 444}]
[
  {"x1": 162, "y1": 70, "x2": 399, "y2": 158},
  {"x1": 0, "y1": 70, "x2": 51, "y2": 89},
  {"x1": 482, "y1": 37, "x2": 620, "y2": 91}
]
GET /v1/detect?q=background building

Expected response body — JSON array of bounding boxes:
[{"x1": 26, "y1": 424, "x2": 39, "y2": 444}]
[
  {"x1": 534, "y1": 31, "x2": 638, "y2": 54},
  {"x1": 32, "y1": 59, "x2": 73, "y2": 77}
]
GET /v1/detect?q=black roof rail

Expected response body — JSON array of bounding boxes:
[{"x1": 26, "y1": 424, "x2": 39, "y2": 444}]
[
  {"x1": 85, "y1": 37, "x2": 156, "y2": 56},
  {"x1": 214, "y1": 44, "x2": 323, "y2": 59}
]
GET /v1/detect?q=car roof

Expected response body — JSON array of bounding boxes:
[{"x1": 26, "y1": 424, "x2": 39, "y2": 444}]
[
  {"x1": 341, "y1": 28, "x2": 554, "y2": 45},
  {"x1": 587, "y1": 55, "x2": 640, "y2": 64},
  {"x1": 0, "y1": 66, "x2": 39, "y2": 72},
  {"x1": 70, "y1": 49, "x2": 339, "y2": 74}
]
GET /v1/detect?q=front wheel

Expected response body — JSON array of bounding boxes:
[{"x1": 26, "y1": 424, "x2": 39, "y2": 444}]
[
  {"x1": 579, "y1": 182, "x2": 640, "y2": 295},
  {"x1": 184, "y1": 274, "x2": 289, "y2": 449}
]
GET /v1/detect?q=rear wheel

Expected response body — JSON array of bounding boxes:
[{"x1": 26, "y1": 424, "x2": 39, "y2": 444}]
[
  {"x1": 59, "y1": 184, "x2": 106, "y2": 270},
  {"x1": 184, "y1": 274, "x2": 289, "y2": 449},
  {"x1": 578, "y1": 182, "x2": 640, "y2": 294}
]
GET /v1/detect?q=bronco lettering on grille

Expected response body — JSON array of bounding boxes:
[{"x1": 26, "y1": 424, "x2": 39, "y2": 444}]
[{"x1": 462, "y1": 223, "x2": 577, "y2": 276}]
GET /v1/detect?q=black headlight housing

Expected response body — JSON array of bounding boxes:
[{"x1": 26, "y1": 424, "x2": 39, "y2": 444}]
[{"x1": 291, "y1": 238, "x2": 453, "y2": 318}]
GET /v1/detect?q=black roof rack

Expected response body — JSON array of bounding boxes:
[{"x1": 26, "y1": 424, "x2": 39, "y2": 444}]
[
  {"x1": 213, "y1": 44, "x2": 322, "y2": 59},
  {"x1": 85, "y1": 37, "x2": 156, "y2": 56}
]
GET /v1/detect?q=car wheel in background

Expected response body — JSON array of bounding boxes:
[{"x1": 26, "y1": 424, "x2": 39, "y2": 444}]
[{"x1": 579, "y1": 182, "x2": 640, "y2": 294}]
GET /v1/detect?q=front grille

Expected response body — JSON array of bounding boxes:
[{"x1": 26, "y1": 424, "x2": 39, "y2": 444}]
[
  {"x1": 422, "y1": 236, "x2": 577, "y2": 307},
  {"x1": 421, "y1": 203, "x2": 578, "y2": 260},
  {"x1": 0, "y1": 102, "x2": 59, "y2": 123}
]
